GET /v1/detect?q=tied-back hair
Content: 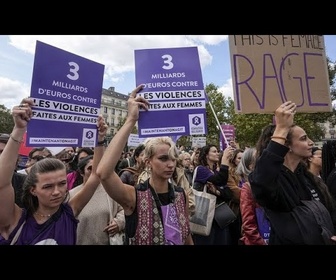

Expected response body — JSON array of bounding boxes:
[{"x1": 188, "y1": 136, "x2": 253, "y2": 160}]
[
  {"x1": 21, "y1": 158, "x2": 69, "y2": 213},
  {"x1": 255, "y1": 124, "x2": 276, "y2": 160},
  {"x1": 143, "y1": 137, "x2": 179, "y2": 162},
  {"x1": 255, "y1": 124, "x2": 299, "y2": 159},
  {"x1": 321, "y1": 140, "x2": 336, "y2": 183}
]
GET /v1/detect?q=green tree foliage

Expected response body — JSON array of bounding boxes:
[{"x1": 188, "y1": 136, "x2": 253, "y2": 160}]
[
  {"x1": 0, "y1": 105, "x2": 14, "y2": 133},
  {"x1": 116, "y1": 116, "x2": 137, "y2": 134},
  {"x1": 293, "y1": 57, "x2": 336, "y2": 141},
  {"x1": 175, "y1": 135, "x2": 191, "y2": 149},
  {"x1": 204, "y1": 83, "x2": 227, "y2": 146},
  {"x1": 177, "y1": 83, "x2": 228, "y2": 148},
  {"x1": 328, "y1": 56, "x2": 336, "y2": 100}
]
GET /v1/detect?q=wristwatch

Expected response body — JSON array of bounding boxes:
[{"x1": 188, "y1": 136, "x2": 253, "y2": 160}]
[{"x1": 97, "y1": 138, "x2": 107, "y2": 146}]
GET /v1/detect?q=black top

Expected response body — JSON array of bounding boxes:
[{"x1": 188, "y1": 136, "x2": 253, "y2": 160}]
[
  {"x1": 249, "y1": 141, "x2": 326, "y2": 211},
  {"x1": 249, "y1": 140, "x2": 336, "y2": 244},
  {"x1": 326, "y1": 167, "x2": 336, "y2": 201}
]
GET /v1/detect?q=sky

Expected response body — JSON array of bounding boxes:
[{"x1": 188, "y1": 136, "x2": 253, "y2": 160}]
[{"x1": 0, "y1": 35, "x2": 335, "y2": 110}]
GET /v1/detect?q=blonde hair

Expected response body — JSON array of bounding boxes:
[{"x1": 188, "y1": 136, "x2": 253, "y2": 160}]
[
  {"x1": 143, "y1": 137, "x2": 179, "y2": 161},
  {"x1": 137, "y1": 137, "x2": 179, "y2": 185}
]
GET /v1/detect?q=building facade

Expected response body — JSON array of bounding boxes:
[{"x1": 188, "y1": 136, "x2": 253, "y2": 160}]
[{"x1": 100, "y1": 86, "x2": 130, "y2": 142}]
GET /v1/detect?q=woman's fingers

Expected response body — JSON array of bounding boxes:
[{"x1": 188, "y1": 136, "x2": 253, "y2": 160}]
[{"x1": 277, "y1": 101, "x2": 296, "y2": 115}]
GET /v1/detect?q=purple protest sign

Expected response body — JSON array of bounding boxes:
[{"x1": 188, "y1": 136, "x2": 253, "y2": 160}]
[
  {"x1": 219, "y1": 124, "x2": 235, "y2": 150},
  {"x1": 27, "y1": 41, "x2": 105, "y2": 147},
  {"x1": 134, "y1": 46, "x2": 207, "y2": 138}
]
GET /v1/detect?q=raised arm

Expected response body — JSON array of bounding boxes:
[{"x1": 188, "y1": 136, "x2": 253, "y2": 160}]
[
  {"x1": 0, "y1": 98, "x2": 33, "y2": 227},
  {"x1": 249, "y1": 101, "x2": 296, "y2": 208},
  {"x1": 271, "y1": 101, "x2": 296, "y2": 145},
  {"x1": 69, "y1": 115, "x2": 107, "y2": 217},
  {"x1": 97, "y1": 85, "x2": 149, "y2": 215}
]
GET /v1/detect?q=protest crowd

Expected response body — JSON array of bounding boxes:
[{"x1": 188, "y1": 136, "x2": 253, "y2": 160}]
[{"x1": 1, "y1": 84, "x2": 336, "y2": 245}]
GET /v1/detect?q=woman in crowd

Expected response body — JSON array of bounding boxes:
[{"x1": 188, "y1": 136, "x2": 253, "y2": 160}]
[
  {"x1": 192, "y1": 144, "x2": 234, "y2": 245},
  {"x1": 239, "y1": 147, "x2": 270, "y2": 245},
  {"x1": 119, "y1": 143, "x2": 146, "y2": 186},
  {"x1": 97, "y1": 85, "x2": 193, "y2": 245},
  {"x1": 190, "y1": 147, "x2": 201, "y2": 170},
  {"x1": 0, "y1": 98, "x2": 107, "y2": 245},
  {"x1": 66, "y1": 147, "x2": 94, "y2": 190},
  {"x1": 17, "y1": 147, "x2": 53, "y2": 175},
  {"x1": 178, "y1": 152, "x2": 193, "y2": 186},
  {"x1": 306, "y1": 146, "x2": 323, "y2": 178},
  {"x1": 249, "y1": 101, "x2": 336, "y2": 245},
  {"x1": 171, "y1": 160, "x2": 196, "y2": 218},
  {"x1": 226, "y1": 147, "x2": 244, "y2": 245},
  {"x1": 69, "y1": 155, "x2": 125, "y2": 245}
]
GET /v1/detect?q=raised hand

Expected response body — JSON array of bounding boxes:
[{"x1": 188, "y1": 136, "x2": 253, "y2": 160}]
[
  {"x1": 97, "y1": 115, "x2": 108, "y2": 139},
  {"x1": 11, "y1": 98, "x2": 34, "y2": 129},
  {"x1": 274, "y1": 101, "x2": 296, "y2": 129},
  {"x1": 126, "y1": 84, "x2": 149, "y2": 122}
]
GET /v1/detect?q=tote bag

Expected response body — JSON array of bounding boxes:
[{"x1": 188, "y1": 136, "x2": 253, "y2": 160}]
[{"x1": 190, "y1": 166, "x2": 216, "y2": 236}]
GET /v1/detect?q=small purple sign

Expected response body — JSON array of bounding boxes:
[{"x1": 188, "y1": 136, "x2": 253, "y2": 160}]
[
  {"x1": 27, "y1": 41, "x2": 105, "y2": 147},
  {"x1": 219, "y1": 124, "x2": 235, "y2": 150},
  {"x1": 134, "y1": 46, "x2": 207, "y2": 138}
]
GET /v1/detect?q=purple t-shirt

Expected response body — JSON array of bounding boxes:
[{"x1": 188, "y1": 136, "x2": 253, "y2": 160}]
[{"x1": 0, "y1": 204, "x2": 78, "y2": 245}]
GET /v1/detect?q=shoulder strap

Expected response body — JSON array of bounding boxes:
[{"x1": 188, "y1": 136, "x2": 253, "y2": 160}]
[
  {"x1": 118, "y1": 167, "x2": 138, "y2": 176},
  {"x1": 192, "y1": 166, "x2": 199, "y2": 187},
  {"x1": 10, "y1": 221, "x2": 26, "y2": 245}
]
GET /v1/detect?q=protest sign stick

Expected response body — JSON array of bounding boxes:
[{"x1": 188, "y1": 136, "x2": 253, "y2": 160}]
[{"x1": 205, "y1": 92, "x2": 229, "y2": 147}]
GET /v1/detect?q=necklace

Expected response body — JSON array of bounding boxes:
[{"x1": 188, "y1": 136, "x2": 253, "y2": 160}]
[{"x1": 34, "y1": 212, "x2": 52, "y2": 218}]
